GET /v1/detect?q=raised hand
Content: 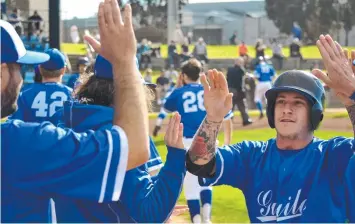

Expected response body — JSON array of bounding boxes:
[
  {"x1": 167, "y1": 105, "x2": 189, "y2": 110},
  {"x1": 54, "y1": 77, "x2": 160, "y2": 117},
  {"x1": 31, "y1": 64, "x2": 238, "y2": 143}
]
[
  {"x1": 201, "y1": 69, "x2": 233, "y2": 122},
  {"x1": 312, "y1": 35, "x2": 355, "y2": 106},
  {"x1": 83, "y1": 0, "x2": 136, "y2": 65},
  {"x1": 164, "y1": 113, "x2": 185, "y2": 149}
]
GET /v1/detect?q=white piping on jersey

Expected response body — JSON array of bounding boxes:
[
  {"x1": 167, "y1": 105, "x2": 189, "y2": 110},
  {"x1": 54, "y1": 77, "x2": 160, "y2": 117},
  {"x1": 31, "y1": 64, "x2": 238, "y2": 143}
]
[
  {"x1": 98, "y1": 130, "x2": 114, "y2": 203},
  {"x1": 208, "y1": 149, "x2": 224, "y2": 186},
  {"x1": 108, "y1": 204, "x2": 120, "y2": 223},
  {"x1": 112, "y1": 125, "x2": 128, "y2": 201},
  {"x1": 147, "y1": 163, "x2": 164, "y2": 173},
  {"x1": 50, "y1": 198, "x2": 57, "y2": 224},
  {"x1": 147, "y1": 157, "x2": 162, "y2": 164}
]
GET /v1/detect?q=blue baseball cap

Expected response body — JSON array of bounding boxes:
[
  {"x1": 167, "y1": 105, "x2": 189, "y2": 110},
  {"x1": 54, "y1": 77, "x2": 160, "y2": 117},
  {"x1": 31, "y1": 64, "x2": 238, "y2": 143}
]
[
  {"x1": 0, "y1": 20, "x2": 49, "y2": 64},
  {"x1": 94, "y1": 55, "x2": 156, "y2": 87},
  {"x1": 40, "y1": 48, "x2": 66, "y2": 71}
]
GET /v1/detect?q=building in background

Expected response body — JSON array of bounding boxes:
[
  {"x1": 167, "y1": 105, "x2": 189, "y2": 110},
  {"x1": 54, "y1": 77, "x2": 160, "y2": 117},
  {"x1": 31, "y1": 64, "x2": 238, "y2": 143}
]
[{"x1": 180, "y1": 0, "x2": 279, "y2": 45}]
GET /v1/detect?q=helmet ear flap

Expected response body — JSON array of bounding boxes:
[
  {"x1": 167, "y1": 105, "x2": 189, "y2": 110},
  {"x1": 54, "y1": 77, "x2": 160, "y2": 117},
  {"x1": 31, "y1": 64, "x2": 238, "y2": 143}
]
[
  {"x1": 310, "y1": 106, "x2": 323, "y2": 130},
  {"x1": 266, "y1": 100, "x2": 276, "y2": 129}
]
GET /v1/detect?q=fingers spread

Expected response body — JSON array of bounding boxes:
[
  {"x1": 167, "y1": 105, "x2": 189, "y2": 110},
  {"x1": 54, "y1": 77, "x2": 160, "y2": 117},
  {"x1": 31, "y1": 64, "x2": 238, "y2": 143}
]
[
  {"x1": 311, "y1": 69, "x2": 332, "y2": 87},
  {"x1": 83, "y1": 35, "x2": 101, "y2": 53}
]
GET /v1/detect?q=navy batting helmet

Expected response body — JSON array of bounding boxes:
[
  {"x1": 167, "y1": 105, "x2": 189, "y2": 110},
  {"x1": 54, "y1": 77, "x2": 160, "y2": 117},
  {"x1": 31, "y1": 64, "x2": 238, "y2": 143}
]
[
  {"x1": 77, "y1": 56, "x2": 90, "y2": 66},
  {"x1": 265, "y1": 70, "x2": 325, "y2": 130}
]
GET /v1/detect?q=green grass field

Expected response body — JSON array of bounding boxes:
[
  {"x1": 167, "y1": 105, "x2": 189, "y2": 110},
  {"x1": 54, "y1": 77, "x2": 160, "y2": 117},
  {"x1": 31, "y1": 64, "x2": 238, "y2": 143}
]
[
  {"x1": 152, "y1": 128, "x2": 352, "y2": 223},
  {"x1": 61, "y1": 43, "x2": 355, "y2": 59}
]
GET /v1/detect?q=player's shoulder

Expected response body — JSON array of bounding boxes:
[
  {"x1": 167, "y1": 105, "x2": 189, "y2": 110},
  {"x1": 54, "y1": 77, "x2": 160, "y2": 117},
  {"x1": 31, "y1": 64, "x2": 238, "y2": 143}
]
[
  {"x1": 314, "y1": 136, "x2": 354, "y2": 150},
  {"x1": 56, "y1": 83, "x2": 73, "y2": 93},
  {"x1": 223, "y1": 139, "x2": 270, "y2": 153}
]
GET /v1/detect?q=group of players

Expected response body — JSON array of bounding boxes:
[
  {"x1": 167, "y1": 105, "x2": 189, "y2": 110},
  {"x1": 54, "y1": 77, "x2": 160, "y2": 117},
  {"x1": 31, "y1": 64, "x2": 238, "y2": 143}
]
[{"x1": 2, "y1": 0, "x2": 355, "y2": 223}]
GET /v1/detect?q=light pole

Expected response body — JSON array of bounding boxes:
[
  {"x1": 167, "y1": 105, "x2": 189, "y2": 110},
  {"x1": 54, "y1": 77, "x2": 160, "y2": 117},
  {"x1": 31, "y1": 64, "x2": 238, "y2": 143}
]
[{"x1": 337, "y1": 0, "x2": 348, "y2": 42}]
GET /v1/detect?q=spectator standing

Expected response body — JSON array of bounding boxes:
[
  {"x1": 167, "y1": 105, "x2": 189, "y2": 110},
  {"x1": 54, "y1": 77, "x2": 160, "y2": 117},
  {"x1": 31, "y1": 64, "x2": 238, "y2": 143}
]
[
  {"x1": 28, "y1": 11, "x2": 43, "y2": 32},
  {"x1": 193, "y1": 37, "x2": 208, "y2": 64},
  {"x1": 290, "y1": 38, "x2": 303, "y2": 69},
  {"x1": 226, "y1": 57, "x2": 252, "y2": 126},
  {"x1": 272, "y1": 39, "x2": 284, "y2": 70}
]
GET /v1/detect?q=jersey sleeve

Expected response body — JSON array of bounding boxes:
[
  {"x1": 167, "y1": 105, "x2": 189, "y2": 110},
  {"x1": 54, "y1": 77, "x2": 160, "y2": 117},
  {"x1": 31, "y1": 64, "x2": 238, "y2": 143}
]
[
  {"x1": 198, "y1": 141, "x2": 260, "y2": 190},
  {"x1": 2, "y1": 120, "x2": 129, "y2": 203},
  {"x1": 120, "y1": 146, "x2": 186, "y2": 223},
  {"x1": 345, "y1": 155, "x2": 355, "y2": 222},
  {"x1": 146, "y1": 137, "x2": 163, "y2": 173},
  {"x1": 164, "y1": 89, "x2": 179, "y2": 112}
]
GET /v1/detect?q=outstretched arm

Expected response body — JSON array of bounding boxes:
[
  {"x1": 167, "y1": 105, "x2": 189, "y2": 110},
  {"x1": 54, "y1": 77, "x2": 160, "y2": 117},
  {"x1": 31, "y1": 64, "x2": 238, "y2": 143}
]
[
  {"x1": 122, "y1": 113, "x2": 187, "y2": 223},
  {"x1": 312, "y1": 35, "x2": 355, "y2": 139},
  {"x1": 187, "y1": 69, "x2": 233, "y2": 170}
]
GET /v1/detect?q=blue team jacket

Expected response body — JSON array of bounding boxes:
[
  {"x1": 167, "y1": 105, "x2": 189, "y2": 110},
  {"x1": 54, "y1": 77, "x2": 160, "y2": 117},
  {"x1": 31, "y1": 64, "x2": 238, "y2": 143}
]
[{"x1": 52, "y1": 101, "x2": 187, "y2": 223}]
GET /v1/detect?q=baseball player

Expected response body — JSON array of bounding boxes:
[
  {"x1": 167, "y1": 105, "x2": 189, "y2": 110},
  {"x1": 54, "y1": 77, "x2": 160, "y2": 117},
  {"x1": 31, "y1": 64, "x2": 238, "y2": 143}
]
[
  {"x1": 164, "y1": 58, "x2": 233, "y2": 223},
  {"x1": 153, "y1": 82, "x2": 175, "y2": 137},
  {"x1": 10, "y1": 48, "x2": 73, "y2": 122},
  {"x1": 1, "y1": 2, "x2": 150, "y2": 222},
  {"x1": 64, "y1": 56, "x2": 90, "y2": 89},
  {"x1": 51, "y1": 54, "x2": 186, "y2": 223},
  {"x1": 254, "y1": 56, "x2": 276, "y2": 119},
  {"x1": 185, "y1": 35, "x2": 355, "y2": 223}
]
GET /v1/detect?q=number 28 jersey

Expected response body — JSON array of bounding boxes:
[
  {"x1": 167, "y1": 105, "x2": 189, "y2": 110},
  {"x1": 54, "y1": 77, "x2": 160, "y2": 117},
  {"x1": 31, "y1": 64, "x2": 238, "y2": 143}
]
[
  {"x1": 164, "y1": 83, "x2": 207, "y2": 138},
  {"x1": 10, "y1": 83, "x2": 73, "y2": 123}
]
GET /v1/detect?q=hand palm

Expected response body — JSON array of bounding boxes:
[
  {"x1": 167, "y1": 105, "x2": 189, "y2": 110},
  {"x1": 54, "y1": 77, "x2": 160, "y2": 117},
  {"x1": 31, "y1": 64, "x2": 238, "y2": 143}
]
[
  {"x1": 201, "y1": 70, "x2": 233, "y2": 121},
  {"x1": 204, "y1": 87, "x2": 230, "y2": 118}
]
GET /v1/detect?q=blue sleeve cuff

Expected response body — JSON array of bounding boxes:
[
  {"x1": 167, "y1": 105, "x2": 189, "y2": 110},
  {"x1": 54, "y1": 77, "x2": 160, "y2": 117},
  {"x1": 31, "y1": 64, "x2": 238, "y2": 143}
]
[{"x1": 164, "y1": 146, "x2": 187, "y2": 173}]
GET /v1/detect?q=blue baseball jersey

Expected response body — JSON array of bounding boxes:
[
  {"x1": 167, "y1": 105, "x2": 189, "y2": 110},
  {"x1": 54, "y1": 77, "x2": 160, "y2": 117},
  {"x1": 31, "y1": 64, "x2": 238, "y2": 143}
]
[
  {"x1": 345, "y1": 155, "x2": 355, "y2": 222},
  {"x1": 10, "y1": 83, "x2": 72, "y2": 122},
  {"x1": 1, "y1": 119, "x2": 129, "y2": 223},
  {"x1": 164, "y1": 83, "x2": 232, "y2": 138},
  {"x1": 51, "y1": 101, "x2": 185, "y2": 223},
  {"x1": 254, "y1": 62, "x2": 275, "y2": 82},
  {"x1": 199, "y1": 137, "x2": 355, "y2": 222},
  {"x1": 64, "y1": 73, "x2": 80, "y2": 89}
]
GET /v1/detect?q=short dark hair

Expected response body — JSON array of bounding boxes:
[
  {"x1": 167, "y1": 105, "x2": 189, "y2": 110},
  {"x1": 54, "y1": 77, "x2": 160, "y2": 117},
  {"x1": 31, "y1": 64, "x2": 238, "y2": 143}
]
[{"x1": 181, "y1": 58, "x2": 201, "y2": 81}]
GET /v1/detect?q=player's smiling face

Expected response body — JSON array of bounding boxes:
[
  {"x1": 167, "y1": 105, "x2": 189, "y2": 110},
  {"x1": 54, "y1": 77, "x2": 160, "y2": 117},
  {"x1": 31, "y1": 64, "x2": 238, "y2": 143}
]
[{"x1": 274, "y1": 91, "x2": 311, "y2": 138}]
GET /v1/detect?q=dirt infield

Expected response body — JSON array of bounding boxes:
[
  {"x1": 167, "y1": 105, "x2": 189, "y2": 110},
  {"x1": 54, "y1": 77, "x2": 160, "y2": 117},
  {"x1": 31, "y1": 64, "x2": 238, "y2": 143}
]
[{"x1": 149, "y1": 113, "x2": 352, "y2": 135}]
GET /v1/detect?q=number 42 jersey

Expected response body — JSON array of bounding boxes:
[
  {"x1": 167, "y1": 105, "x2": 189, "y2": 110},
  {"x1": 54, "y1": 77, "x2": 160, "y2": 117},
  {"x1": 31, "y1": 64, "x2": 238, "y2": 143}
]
[{"x1": 10, "y1": 83, "x2": 73, "y2": 123}]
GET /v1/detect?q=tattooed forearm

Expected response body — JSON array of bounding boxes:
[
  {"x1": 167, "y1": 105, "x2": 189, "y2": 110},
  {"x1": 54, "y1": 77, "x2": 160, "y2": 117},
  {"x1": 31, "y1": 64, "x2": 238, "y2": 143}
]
[
  {"x1": 188, "y1": 117, "x2": 222, "y2": 165},
  {"x1": 346, "y1": 104, "x2": 355, "y2": 138}
]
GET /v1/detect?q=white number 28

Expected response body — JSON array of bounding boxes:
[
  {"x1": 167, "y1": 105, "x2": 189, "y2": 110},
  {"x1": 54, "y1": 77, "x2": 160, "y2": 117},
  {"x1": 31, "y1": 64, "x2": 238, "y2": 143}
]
[{"x1": 182, "y1": 90, "x2": 205, "y2": 113}]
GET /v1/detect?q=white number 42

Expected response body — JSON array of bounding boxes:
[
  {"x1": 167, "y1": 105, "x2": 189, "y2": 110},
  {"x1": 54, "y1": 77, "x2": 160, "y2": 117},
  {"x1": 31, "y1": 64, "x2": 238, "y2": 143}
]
[{"x1": 31, "y1": 91, "x2": 68, "y2": 117}]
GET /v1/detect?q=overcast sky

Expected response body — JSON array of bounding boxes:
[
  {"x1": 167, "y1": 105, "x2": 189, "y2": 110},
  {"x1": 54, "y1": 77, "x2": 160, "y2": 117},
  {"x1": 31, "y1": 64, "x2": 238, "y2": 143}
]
[{"x1": 61, "y1": 0, "x2": 253, "y2": 19}]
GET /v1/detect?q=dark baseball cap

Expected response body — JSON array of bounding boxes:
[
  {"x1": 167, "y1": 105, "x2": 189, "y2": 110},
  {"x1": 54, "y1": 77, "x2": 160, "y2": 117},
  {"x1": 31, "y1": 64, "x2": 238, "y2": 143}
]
[
  {"x1": 41, "y1": 48, "x2": 66, "y2": 70},
  {"x1": 0, "y1": 20, "x2": 49, "y2": 64},
  {"x1": 94, "y1": 55, "x2": 156, "y2": 87}
]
